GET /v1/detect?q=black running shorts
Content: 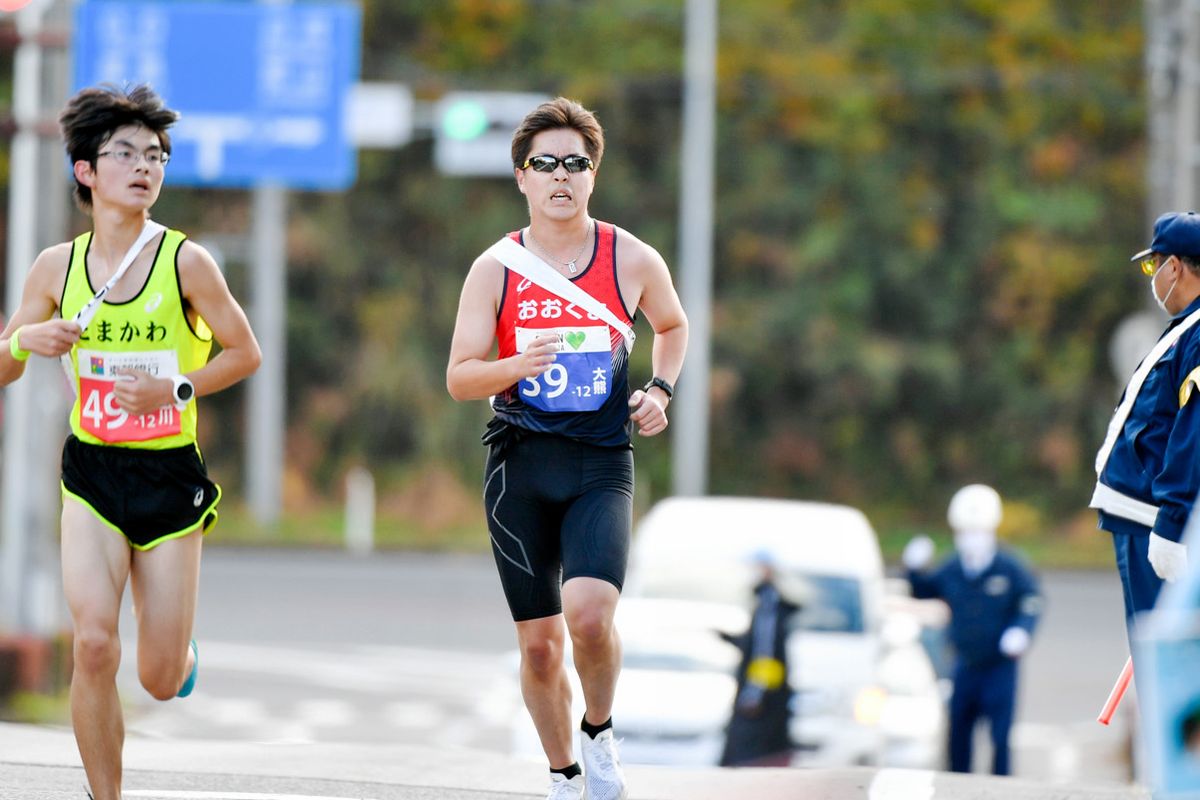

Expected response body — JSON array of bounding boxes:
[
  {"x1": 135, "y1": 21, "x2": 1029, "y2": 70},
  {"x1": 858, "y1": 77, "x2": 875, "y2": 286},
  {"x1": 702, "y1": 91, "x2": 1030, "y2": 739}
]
[
  {"x1": 61, "y1": 434, "x2": 221, "y2": 551},
  {"x1": 483, "y1": 431, "x2": 634, "y2": 622}
]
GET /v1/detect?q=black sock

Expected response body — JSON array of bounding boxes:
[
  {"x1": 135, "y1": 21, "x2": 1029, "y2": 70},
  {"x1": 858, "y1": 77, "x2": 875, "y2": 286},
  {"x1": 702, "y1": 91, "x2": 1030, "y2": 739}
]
[
  {"x1": 581, "y1": 714, "x2": 613, "y2": 739},
  {"x1": 551, "y1": 763, "x2": 582, "y2": 780}
]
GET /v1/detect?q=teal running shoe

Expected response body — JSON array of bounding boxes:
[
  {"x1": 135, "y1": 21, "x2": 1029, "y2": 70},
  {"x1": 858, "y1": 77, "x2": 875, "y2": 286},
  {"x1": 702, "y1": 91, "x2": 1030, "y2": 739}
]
[{"x1": 176, "y1": 639, "x2": 198, "y2": 698}]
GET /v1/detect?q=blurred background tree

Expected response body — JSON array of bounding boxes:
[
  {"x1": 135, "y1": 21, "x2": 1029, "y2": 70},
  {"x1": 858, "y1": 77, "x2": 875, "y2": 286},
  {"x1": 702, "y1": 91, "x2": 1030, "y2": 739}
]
[{"x1": 0, "y1": 0, "x2": 1149, "y2": 546}]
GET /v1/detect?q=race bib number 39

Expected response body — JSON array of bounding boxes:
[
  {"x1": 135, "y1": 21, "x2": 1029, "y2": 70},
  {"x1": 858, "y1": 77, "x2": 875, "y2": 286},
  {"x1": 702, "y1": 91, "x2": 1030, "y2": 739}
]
[
  {"x1": 76, "y1": 349, "x2": 182, "y2": 443},
  {"x1": 516, "y1": 326, "x2": 611, "y2": 412}
]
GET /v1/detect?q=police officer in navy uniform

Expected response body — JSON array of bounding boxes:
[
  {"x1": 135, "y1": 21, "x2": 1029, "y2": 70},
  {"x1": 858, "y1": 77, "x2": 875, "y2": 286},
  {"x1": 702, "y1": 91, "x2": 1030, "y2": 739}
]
[
  {"x1": 903, "y1": 484, "x2": 1042, "y2": 775},
  {"x1": 1090, "y1": 212, "x2": 1200, "y2": 635}
]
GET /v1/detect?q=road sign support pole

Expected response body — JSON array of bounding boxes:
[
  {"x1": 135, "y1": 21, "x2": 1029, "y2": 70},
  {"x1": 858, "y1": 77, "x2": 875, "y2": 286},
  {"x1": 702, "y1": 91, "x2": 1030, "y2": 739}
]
[{"x1": 247, "y1": 184, "x2": 287, "y2": 526}]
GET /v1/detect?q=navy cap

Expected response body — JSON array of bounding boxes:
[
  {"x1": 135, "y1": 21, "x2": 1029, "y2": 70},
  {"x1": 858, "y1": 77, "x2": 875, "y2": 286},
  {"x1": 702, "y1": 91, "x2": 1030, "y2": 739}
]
[{"x1": 1131, "y1": 211, "x2": 1200, "y2": 261}]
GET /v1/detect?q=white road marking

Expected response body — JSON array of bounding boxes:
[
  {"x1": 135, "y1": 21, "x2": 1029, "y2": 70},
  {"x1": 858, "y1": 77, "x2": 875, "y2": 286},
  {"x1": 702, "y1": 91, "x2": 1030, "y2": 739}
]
[
  {"x1": 1012, "y1": 721, "x2": 1087, "y2": 782},
  {"x1": 124, "y1": 792, "x2": 381, "y2": 800},
  {"x1": 143, "y1": 641, "x2": 503, "y2": 695},
  {"x1": 116, "y1": 641, "x2": 514, "y2": 750},
  {"x1": 867, "y1": 768, "x2": 936, "y2": 800},
  {"x1": 381, "y1": 699, "x2": 443, "y2": 728},
  {"x1": 295, "y1": 698, "x2": 355, "y2": 727},
  {"x1": 204, "y1": 697, "x2": 270, "y2": 728}
]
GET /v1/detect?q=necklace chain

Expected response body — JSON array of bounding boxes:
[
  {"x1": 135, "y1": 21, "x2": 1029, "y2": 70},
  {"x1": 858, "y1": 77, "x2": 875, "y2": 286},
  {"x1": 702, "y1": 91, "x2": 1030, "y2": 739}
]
[{"x1": 527, "y1": 220, "x2": 593, "y2": 274}]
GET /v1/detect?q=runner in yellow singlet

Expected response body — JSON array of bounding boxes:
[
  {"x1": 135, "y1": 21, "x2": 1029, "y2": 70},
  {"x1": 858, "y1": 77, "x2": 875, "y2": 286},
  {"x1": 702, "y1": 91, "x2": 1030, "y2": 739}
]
[{"x1": 0, "y1": 85, "x2": 261, "y2": 800}]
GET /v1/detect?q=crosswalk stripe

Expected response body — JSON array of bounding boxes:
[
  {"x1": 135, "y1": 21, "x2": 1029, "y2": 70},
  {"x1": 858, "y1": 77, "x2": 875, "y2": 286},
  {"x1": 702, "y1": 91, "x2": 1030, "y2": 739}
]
[{"x1": 124, "y1": 792, "x2": 382, "y2": 800}]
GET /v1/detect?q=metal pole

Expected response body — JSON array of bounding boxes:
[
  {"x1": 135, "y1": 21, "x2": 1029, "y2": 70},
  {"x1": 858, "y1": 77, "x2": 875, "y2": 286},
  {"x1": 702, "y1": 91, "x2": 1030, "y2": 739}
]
[
  {"x1": 1175, "y1": 0, "x2": 1200, "y2": 210},
  {"x1": 0, "y1": 0, "x2": 51, "y2": 633},
  {"x1": 246, "y1": 184, "x2": 286, "y2": 525},
  {"x1": 1145, "y1": 0, "x2": 1178, "y2": 218},
  {"x1": 671, "y1": 0, "x2": 717, "y2": 497},
  {"x1": 30, "y1": 0, "x2": 73, "y2": 637}
]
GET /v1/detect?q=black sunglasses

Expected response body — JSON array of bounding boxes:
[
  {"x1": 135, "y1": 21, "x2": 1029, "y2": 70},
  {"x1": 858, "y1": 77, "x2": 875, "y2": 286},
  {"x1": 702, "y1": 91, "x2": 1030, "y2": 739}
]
[{"x1": 520, "y1": 154, "x2": 594, "y2": 173}]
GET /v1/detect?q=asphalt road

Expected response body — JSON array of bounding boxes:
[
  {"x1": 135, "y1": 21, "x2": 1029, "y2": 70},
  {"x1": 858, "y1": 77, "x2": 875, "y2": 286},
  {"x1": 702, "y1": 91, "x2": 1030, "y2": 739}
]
[{"x1": 102, "y1": 548, "x2": 1138, "y2": 786}]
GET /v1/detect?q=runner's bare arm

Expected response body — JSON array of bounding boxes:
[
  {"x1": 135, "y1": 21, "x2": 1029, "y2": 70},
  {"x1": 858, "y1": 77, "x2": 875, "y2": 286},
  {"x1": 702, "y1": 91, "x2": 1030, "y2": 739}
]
[
  {"x1": 619, "y1": 237, "x2": 687, "y2": 437},
  {"x1": 447, "y1": 254, "x2": 560, "y2": 402},
  {"x1": 177, "y1": 240, "x2": 261, "y2": 396},
  {"x1": 0, "y1": 243, "x2": 78, "y2": 386},
  {"x1": 111, "y1": 241, "x2": 261, "y2": 413}
]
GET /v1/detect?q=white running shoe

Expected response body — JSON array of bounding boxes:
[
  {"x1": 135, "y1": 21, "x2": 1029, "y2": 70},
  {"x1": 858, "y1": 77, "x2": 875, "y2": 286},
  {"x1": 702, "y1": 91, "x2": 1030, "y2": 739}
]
[
  {"x1": 581, "y1": 728, "x2": 628, "y2": 800},
  {"x1": 546, "y1": 772, "x2": 585, "y2": 800}
]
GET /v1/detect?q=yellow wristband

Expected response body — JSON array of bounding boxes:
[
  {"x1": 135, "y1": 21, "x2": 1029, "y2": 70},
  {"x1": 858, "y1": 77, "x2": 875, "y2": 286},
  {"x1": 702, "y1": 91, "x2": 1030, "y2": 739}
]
[{"x1": 9, "y1": 327, "x2": 30, "y2": 362}]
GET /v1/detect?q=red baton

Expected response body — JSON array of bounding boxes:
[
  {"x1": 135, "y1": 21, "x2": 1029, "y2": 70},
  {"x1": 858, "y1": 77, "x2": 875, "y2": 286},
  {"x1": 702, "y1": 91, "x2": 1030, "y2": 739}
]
[{"x1": 1098, "y1": 656, "x2": 1133, "y2": 726}]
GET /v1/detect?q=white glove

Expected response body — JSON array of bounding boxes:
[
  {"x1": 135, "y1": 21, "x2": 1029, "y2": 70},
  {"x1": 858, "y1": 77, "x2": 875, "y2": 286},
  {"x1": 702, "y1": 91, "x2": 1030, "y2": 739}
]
[
  {"x1": 1148, "y1": 532, "x2": 1189, "y2": 583},
  {"x1": 902, "y1": 535, "x2": 935, "y2": 570},
  {"x1": 998, "y1": 626, "x2": 1031, "y2": 658}
]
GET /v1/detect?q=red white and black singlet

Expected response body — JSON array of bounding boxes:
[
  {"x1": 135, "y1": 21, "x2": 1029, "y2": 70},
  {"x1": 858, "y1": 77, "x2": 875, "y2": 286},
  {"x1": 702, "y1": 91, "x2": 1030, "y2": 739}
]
[{"x1": 492, "y1": 220, "x2": 636, "y2": 447}]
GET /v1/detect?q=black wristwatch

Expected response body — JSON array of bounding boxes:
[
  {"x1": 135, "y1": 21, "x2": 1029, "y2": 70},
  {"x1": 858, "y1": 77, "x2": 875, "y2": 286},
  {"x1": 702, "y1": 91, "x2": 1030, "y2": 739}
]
[{"x1": 643, "y1": 377, "x2": 674, "y2": 399}]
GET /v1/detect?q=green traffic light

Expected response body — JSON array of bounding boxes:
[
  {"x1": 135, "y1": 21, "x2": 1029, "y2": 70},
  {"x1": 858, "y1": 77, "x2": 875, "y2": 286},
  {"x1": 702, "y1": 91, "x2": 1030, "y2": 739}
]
[{"x1": 442, "y1": 101, "x2": 489, "y2": 140}]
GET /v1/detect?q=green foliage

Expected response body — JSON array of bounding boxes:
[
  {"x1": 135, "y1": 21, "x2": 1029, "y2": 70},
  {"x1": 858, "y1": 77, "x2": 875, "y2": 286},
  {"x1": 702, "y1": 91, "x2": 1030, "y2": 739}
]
[{"x1": 0, "y1": 1, "x2": 1150, "y2": 539}]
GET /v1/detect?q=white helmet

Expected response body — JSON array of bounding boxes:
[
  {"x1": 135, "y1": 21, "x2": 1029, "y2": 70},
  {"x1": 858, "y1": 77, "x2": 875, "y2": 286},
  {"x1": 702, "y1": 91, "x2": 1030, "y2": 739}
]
[{"x1": 947, "y1": 484, "x2": 1002, "y2": 532}]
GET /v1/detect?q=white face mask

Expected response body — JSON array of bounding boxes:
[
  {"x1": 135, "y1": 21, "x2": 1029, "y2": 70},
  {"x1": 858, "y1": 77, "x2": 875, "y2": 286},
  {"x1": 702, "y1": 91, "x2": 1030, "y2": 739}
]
[
  {"x1": 954, "y1": 528, "x2": 996, "y2": 575},
  {"x1": 1152, "y1": 258, "x2": 1179, "y2": 313}
]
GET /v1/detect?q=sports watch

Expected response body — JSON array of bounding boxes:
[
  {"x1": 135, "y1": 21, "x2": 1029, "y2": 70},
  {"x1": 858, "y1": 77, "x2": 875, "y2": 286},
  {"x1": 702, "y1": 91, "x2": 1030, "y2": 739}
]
[
  {"x1": 171, "y1": 374, "x2": 195, "y2": 409},
  {"x1": 643, "y1": 376, "x2": 674, "y2": 399}
]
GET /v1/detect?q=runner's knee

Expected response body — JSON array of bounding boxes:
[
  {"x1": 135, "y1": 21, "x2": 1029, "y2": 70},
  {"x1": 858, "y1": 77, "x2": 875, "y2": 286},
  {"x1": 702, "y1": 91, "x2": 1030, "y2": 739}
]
[
  {"x1": 565, "y1": 604, "x2": 614, "y2": 647},
  {"x1": 73, "y1": 627, "x2": 120, "y2": 678},
  {"x1": 520, "y1": 634, "x2": 565, "y2": 676},
  {"x1": 138, "y1": 648, "x2": 188, "y2": 700}
]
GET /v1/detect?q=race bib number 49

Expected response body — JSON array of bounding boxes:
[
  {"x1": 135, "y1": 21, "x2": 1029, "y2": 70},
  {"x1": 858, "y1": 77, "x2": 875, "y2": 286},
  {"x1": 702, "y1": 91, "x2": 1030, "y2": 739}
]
[
  {"x1": 516, "y1": 326, "x2": 611, "y2": 413},
  {"x1": 76, "y1": 349, "x2": 182, "y2": 443}
]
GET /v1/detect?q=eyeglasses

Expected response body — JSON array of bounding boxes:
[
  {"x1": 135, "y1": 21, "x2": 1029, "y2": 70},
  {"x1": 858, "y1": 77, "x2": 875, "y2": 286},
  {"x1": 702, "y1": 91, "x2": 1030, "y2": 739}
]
[
  {"x1": 520, "y1": 154, "x2": 594, "y2": 174},
  {"x1": 1141, "y1": 254, "x2": 1163, "y2": 276},
  {"x1": 97, "y1": 147, "x2": 170, "y2": 168}
]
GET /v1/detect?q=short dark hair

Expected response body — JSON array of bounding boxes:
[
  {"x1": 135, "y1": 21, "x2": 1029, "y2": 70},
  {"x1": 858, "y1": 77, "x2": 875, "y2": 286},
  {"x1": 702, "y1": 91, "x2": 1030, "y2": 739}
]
[
  {"x1": 510, "y1": 97, "x2": 605, "y2": 170},
  {"x1": 58, "y1": 84, "x2": 179, "y2": 210}
]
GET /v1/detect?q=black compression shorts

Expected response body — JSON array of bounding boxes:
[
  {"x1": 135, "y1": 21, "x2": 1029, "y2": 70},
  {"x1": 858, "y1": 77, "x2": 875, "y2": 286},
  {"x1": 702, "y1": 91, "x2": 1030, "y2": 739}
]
[
  {"x1": 61, "y1": 434, "x2": 221, "y2": 551},
  {"x1": 483, "y1": 430, "x2": 633, "y2": 622}
]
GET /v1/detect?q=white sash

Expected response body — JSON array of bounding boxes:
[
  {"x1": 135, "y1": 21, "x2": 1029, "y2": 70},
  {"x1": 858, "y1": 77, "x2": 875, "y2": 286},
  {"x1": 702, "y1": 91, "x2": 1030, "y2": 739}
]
[
  {"x1": 486, "y1": 236, "x2": 635, "y2": 353},
  {"x1": 1094, "y1": 306, "x2": 1200, "y2": 475},
  {"x1": 61, "y1": 220, "x2": 167, "y2": 394}
]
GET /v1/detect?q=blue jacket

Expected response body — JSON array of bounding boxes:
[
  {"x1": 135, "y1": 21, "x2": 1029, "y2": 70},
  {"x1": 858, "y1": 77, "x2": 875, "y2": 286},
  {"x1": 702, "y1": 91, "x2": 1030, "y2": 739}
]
[
  {"x1": 907, "y1": 549, "x2": 1042, "y2": 668},
  {"x1": 1098, "y1": 296, "x2": 1200, "y2": 542}
]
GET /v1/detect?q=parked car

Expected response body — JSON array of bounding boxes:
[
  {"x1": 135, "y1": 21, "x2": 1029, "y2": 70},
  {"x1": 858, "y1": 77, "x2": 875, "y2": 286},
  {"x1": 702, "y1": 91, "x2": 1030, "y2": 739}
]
[{"x1": 623, "y1": 496, "x2": 946, "y2": 769}]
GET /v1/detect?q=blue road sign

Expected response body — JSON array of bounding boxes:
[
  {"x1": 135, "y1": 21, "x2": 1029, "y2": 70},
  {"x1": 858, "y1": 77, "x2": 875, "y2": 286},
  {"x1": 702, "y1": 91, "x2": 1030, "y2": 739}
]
[{"x1": 73, "y1": 1, "x2": 361, "y2": 189}]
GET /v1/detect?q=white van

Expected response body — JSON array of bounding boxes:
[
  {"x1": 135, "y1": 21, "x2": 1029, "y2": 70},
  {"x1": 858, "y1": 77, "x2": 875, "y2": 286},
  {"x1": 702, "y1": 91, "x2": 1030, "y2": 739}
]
[{"x1": 624, "y1": 496, "x2": 942, "y2": 768}]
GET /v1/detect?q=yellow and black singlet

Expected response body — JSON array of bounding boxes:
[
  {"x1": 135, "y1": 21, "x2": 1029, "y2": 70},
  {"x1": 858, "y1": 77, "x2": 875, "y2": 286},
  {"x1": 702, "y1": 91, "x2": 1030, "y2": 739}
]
[{"x1": 60, "y1": 229, "x2": 213, "y2": 449}]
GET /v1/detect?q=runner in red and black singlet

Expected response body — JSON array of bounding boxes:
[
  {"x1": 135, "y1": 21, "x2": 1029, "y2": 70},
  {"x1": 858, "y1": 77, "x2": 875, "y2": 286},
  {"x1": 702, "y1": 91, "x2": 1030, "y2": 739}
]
[
  {"x1": 493, "y1": 221, "x2": 635, "y2": 447},
  {"x1": 447, "y1": 98, "x2": 687, "y2": 800}
]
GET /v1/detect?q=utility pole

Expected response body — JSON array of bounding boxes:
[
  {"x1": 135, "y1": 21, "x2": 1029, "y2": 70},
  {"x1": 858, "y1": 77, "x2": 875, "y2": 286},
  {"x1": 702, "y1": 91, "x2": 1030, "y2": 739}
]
[
  {"x1": 1, "y1": 0, "x2": 70, "y2": 636},
  {"x1": 672, "y1": 0, "x2": 717, "y2": 497},
  {"x1": 1145, "y1": 0, "x2": 1177, "y2": 217},
  {"x1": 1145, "y1": 0, "x2": 1200, "y2": 214},
  {"x1": 1174, "y1": 0, "x2": 1200, "y2": 210},
  {"x1": 1109, "y1": 3, "x2": 1196, "y2": 387}
]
